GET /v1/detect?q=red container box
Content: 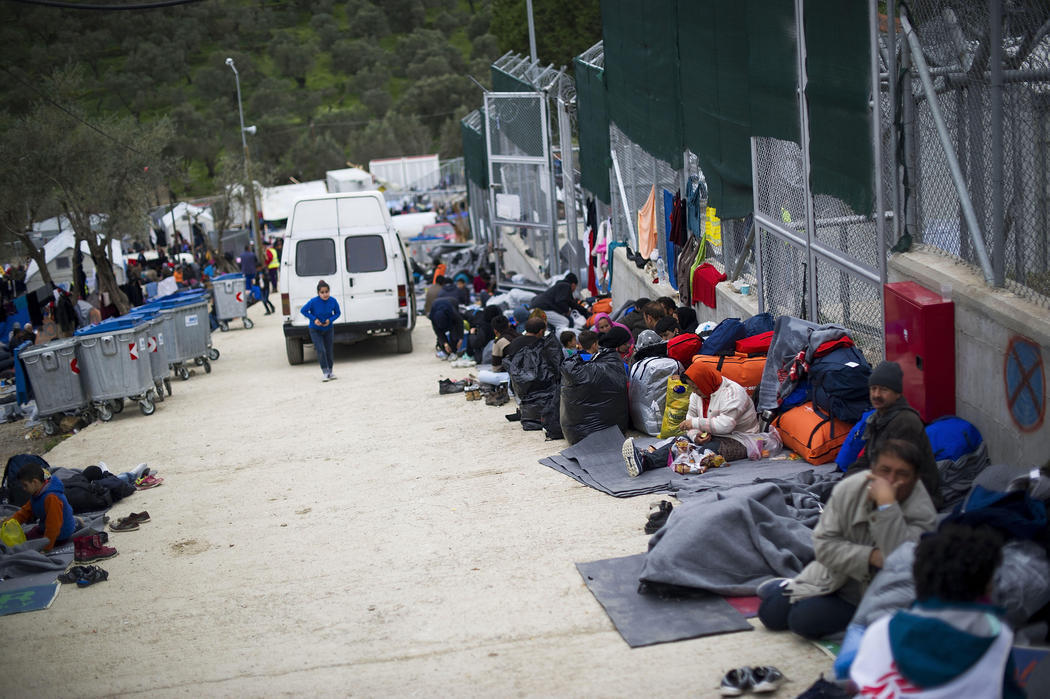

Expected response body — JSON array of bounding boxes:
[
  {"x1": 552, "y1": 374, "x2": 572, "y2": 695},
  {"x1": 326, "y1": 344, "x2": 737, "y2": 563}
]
[{"x1": 883, "y1": 281, "x2": 955, "y2": 423}]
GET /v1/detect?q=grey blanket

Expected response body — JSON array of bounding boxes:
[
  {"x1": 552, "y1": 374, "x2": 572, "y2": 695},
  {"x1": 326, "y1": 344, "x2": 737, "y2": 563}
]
[
  {"x1": 639, "y1": 471, "x2": 841, "y2": 596},
  {"x1": 0, "y1": 505, "x2": 105, "y2": 582}
]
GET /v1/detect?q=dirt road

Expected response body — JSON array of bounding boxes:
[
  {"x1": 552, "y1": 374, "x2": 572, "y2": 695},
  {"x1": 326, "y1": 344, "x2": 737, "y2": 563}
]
[{"x1": 6, "y1": 310, "x2": 830, "y2": 696}]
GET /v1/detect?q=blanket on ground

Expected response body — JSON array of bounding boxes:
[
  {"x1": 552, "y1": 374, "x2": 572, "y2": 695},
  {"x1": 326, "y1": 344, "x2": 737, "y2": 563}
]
[
  {"x1": 639, "y1": 471, "x2": 841, "y2": 596},
  {"x1": 0, "y1": 505, "x2": 105, "y2": 582}
]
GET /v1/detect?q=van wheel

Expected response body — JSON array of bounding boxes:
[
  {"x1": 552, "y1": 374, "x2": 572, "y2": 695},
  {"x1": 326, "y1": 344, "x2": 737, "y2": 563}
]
[
  {"x1": 395, "y1": 329, "x2": 413, "y2": 354},
  {"x1": 286, "y1": 337, "x2": 304, "y2": 365}
]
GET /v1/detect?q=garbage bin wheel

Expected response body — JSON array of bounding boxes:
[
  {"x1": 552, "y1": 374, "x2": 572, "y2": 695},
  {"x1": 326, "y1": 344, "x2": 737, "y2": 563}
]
[
  {"x1": 154, "y1": 383, "x2": 165, "y2": 402},
  {"x1": 139, "y1": 398, "x2": 155, "y2": 416},
  {"x1": 97, "y1": 403, "x2": 113, "y2": 422},
  {"x1": 208, "y1": 348, "x2": 220, "y2": 361},
  {"x1": 194, "y1": 357, "x2": 203, "y2": 366},
  {"x1": 110, "y1": 398, "x2": 125, "y2": 414},
  {"x1": 202, "y1": 359, "x2": 212, "y2": 374},
  {"x1": 243, "y1": 318, "x2": 255, "y2": 330},
  {"x1": 178, "y1": 366, "x2": 191, "y2": 381},
  {"x1": 164, "y1": 378, "x2": 172, "y2": 396},
  {"x1": 43, "y1": 419, "x2": 56, "y2": 436},
  {"x1": 219, "y1": 321, "x2": 230, "y2": 332}
]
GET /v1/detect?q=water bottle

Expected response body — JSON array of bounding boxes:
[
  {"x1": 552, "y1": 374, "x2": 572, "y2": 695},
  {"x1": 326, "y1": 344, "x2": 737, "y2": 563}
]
[{"x1": 652, "y1": 251, "x2": 668, "y2": 285}]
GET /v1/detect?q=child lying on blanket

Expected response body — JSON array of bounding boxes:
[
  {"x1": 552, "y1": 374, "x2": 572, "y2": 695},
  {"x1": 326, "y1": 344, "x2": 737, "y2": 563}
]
[{"x1": 4, "y1": 463, "x2": 75, "y2": 552}]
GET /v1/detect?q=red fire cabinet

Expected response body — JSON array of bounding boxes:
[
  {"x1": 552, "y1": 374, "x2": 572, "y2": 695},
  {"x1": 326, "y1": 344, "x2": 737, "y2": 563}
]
[{"x1": 883, "y1": 281, "x2": 956, "y2": 423}]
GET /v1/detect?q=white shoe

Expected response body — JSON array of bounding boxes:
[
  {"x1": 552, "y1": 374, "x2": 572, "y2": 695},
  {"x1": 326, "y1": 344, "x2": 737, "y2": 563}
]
[
  {"x1": 322, "y1": 375, "x2": 331, "y2": 382},
  {"x1": 328, "y1": 374, "x2": 337, "y2": 380}
]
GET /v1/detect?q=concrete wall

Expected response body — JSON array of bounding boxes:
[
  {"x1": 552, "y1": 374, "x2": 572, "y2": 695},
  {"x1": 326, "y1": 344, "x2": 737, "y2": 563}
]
[
  {"x1": 889, "y1": 250, "x2": 1050, "y2": 468},
  {"x1": 610, "y1": 246, "x2": 759, "y2": 324}
]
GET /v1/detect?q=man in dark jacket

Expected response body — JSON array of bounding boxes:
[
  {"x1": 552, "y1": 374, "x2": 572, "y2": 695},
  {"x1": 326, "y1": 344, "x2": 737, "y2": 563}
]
[
  {"x1": 847, "y1": 361, "x2": 941, "y2": 508},
  {"x1": 619, "y1": 297, "x2": 651, "y2": 340},
  {"x1": 529, "y1": 273, "x2": 589, "y2": 333}
]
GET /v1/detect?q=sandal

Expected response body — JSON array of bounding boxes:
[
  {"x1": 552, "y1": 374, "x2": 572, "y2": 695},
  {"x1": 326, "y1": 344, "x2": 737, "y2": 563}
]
[
  {"x1": 58, "y1": 565, "x2": 91, "y2": 584},
  {"x1": 109, "y1": 518, "x2": 139, "y2": 532},
  {"x1": 76, "y1": 565, "x2": 109, "y2": 587}
]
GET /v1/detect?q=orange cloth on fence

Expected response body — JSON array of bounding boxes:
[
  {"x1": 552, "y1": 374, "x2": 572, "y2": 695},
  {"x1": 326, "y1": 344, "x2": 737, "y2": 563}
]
[{"x1": 637, "y1": 185, "x2": 657, "y2": 259}]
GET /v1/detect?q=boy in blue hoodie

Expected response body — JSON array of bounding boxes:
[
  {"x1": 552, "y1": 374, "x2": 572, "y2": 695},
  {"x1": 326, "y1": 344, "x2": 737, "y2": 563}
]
[
  {"x1": 850, "y1": 524, "x2": 1023, "y2": 698},
  {"x1": 4, "y1": 463, "x2": 75, "y2": 552}
]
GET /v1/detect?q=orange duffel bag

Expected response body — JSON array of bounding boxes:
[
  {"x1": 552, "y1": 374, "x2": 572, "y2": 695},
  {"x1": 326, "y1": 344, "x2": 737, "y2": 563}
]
[
  {"x1": 690, "y1": 352, "x2": 766, "y2": 399},
  {"x1": 773, "y1": 402, "x2": 853, "y2": 465}
]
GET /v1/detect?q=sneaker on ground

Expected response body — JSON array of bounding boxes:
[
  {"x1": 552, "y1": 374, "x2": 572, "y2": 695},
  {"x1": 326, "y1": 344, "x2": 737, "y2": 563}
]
[
  {"x1": 751, "y1": 666, "x2": 785, "y2": 694},
  {"x1": 322, "y1": 375, "x2": 331, "y2": 382},
  {"x1": 435, "y1": 350, "x2": 448, "y2": 359},
  {"x1": 621, "y1": 437, "x2": 645, "y2": 478},
  {"x1": 328, "y1": 374, "x2": 337, "y2": 380},
  {"x1": 756, "y1": 577, "x2": 790, "y2": 600},
  {"x1": 719, "y1": 667, "x2": 755, "y2": 697}
]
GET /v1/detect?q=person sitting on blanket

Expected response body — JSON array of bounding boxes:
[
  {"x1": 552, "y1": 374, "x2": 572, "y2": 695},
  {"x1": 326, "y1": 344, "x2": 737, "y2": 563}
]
[
  {"x1": 849, "y1": 524, "x2": 1023, "y2": 698},
  {"x1": 621, "y1": 361, "x2": 761, "y2": 476},
  {"x1": 756, "y1": 439, "x2": 938, "y2": 640},
  {"x1": 4, "y1": 463, "x2": 76, "y2": 552}
]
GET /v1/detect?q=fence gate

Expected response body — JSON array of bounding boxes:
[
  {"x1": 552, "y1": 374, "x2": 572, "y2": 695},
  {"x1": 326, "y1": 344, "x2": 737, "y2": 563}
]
[{"x1": 484, "y1": 91, "x2": 555, "y2": 283}]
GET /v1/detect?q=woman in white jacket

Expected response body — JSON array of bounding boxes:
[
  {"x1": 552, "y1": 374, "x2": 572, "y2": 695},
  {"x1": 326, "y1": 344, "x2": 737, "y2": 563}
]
[{"x1": 677, "y1": 360, "x2": 760, "y2": 461}]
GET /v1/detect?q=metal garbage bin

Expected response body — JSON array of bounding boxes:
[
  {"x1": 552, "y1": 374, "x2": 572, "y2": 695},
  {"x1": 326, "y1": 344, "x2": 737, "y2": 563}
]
[
  {"x1": 212, "y1": 273, "x2": 253, "y2": 331},
  {"x1": 156, "y1": 296, "x2": 212, "y2": 380},
  {"x1": 126, "y1": 309, "x2": 171, "y2": 401},
  {"x1": 19, "y1": 338, "x2": 91, "y2": 434},
  {"x1": 74, "y1": 317, "x2": 157, "y2": 420}
]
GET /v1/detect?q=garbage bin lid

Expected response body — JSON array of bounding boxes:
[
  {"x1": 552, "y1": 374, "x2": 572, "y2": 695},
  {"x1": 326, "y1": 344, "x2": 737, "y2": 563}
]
[
  {"x1": 74, "y1": 317, "x2": 149, "y2": 336},
  {"x1": 212, "y1": 273, "x2": 242, "y2": 281},
  {"x1": 20, "y1": 337, "x2": 78, "y2": 356}
]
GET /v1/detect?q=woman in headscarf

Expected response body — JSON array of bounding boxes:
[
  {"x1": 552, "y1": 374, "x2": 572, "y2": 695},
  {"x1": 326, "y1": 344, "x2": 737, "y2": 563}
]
[
  {"x1": 591, "y1": 311, "x2": 634, "y2": 347},
  {"x1": 597, "y1": 324, "x2": 633, "y2": 363},
  {"x1": 677, "y1": 361, "x2": 760, "y2": 460}
]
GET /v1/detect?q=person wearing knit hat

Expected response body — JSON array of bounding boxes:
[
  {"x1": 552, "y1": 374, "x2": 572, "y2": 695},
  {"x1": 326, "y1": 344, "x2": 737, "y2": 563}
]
[
  {"x1": 528, "y1": 273, "x2": 590, "y2": 335},
  {"x1": 598, "y1": 324, "x2": 633, "y2": 362},
  {"x1": 846, "y1": 360, "x2": 942, "y2": 508}
]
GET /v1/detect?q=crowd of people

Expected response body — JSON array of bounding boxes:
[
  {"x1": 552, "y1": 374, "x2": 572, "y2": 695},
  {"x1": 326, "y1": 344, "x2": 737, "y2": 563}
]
[{"x1": 422, "y1": 260, "x2": 1046, "y2": 697}]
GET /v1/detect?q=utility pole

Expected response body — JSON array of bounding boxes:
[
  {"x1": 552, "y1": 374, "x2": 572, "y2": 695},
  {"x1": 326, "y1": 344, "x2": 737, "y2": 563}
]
[{"x1": 225, "y1": 58, "x2": 265, "y2": 259}]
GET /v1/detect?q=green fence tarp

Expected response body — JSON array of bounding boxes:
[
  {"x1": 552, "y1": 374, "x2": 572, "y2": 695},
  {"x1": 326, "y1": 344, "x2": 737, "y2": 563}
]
[
  {"x1": 573, "y1": 57, "x2": 612, "y2": 204},
  {"x1": 461, "y1": 111, "x2": 487, "y2": 189},
  {"x1": 601, "y1": 0, "x2": 683, "y2": 169},
  {"x1": 805, "y1": 0, "x2": 874, "y2": 215},
  {"x1": 491, "y1": 64, "x2": 534, "y2": 93}
]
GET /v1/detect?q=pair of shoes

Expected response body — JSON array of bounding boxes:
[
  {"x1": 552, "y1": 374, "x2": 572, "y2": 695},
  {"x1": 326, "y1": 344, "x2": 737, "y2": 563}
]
[
  {"x1": 58, "y1": 565, "x2": 92, "y2": 584},
  {"x1": 109, "y1": 517, "x2": 139, "y2": 532},
  {"x1": 127, "y1": 511, "x2": 150, "y2": 524},
  {"x1": 644, "y1": 500, "x2": 673, "y2": 534},
  {"x1": 438, "y1": 378, "x2": 468, "y2": 395},
  {"x1": 622, "y1": 437, "x2": 646, "y2": 478},
  {"x1": 74, "y1": 534, "x2": 118, "y2": 563},
  {"x1": 464, "y1": 386, "x2": 482, "y2": 401},
  {"x1": 719, "y1": 666, "x2": 785, "y2": 696},
  {"x1": 75, "y1": 565, "x2": 109, "y2": 588},
  {"x1": 135, "y1": 475, "x2": 163, "y2": 490}
]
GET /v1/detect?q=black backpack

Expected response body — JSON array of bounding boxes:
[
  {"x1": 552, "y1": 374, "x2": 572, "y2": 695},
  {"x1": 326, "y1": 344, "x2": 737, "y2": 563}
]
[
  {"x1": 809, "y1": 345, "x2": 872, "y2": 423},
  {"x1": 1, "y1": 454, "x2": 51, "y2": 506}
]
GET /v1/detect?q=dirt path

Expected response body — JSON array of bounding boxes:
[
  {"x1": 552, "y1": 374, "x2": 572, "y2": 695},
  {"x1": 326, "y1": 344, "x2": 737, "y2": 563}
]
[{"x1": 5, "y1": 309, "x2": 831, "y2": 696}]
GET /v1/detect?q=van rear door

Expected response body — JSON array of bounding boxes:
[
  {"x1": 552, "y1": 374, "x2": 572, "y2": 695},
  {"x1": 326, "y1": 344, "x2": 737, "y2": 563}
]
[
  {"x1": 340, "y1": 229, "x2": 398, "y2": 322},
  {"x1": 286, "y1": 198, "x2": 343, "y2": 325}
]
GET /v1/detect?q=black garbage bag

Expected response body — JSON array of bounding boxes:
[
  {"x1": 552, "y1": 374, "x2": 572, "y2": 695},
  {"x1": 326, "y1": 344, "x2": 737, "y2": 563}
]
[
  {"x1": 559, "y1": 349, "x2": 629, "y2": 445},
  {"x1": 505, "y1": 333, "x2": 564, "y2": 438}
]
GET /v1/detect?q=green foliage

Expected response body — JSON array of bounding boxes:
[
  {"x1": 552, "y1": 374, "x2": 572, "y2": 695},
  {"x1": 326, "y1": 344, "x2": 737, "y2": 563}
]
[{"x1": 0, "y1": 0, "x2": 596, "y2": 197}]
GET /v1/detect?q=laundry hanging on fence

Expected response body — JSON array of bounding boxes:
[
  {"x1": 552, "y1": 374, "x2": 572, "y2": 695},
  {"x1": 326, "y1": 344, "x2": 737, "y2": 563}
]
[{"x1": 638, "y1": 186, "x2": 657, "y2": 259}]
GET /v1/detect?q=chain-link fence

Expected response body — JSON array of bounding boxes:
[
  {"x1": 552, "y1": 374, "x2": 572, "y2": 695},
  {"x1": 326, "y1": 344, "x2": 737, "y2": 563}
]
[{"x1": 905, "y1": 1, "x2": 1050, "y2": 308}]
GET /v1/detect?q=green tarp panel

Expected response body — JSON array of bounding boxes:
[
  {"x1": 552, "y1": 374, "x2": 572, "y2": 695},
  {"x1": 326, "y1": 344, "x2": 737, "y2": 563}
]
[
  {"x1": 601, "y1": 0, "x2": 683, "y2": 169},
  {"x1": 491, "y1": 64, "x2": 534, "y2": 93},
  {"x1": 805, "y1": 0, "x2": 873, "y2": 215},
  {"x1": 745, "y1": 0, "x2": 799, "y2": 143},
  {"x1": 574, "y1": 57, "x2": 612, "y2": 204},
  {"x1": 461, "y1": 111, "x2": 487, "y2": 189}
]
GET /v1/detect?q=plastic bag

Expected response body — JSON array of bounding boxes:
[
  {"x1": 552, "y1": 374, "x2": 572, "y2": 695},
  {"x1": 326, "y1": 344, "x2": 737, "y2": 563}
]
[
  {"x1": 729, "y1": 428, "x2": 784, "y2": 460},
  {"x1": 559, "y1": 349, "x2": 629, "y2": 445},
  {"x1": 658, "y1": 376, "x2": 692, "y2": 438},
  {"x1": 628, "y1": 357, "x2": 680, "y2": 436},
  {"x1": 1, "y1": 518, "x2": 26, "y2": 547}
]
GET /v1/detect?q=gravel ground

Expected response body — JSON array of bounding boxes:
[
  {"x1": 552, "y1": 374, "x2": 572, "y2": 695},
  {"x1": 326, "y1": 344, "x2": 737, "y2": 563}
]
[{"x1": 4, "y1": 308, "x2": 832, "y2": 697}]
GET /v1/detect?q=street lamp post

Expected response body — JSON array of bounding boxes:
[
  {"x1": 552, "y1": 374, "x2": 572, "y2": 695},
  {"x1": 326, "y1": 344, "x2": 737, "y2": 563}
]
[{"x1": 225, "y1": 57, "x2": 264, "y2": 261}]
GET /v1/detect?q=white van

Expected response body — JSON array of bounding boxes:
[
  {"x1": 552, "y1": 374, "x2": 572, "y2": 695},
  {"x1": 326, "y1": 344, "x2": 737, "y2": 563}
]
[{"x1": 279, "y1": 191, "x2": 415, "y2": 364}]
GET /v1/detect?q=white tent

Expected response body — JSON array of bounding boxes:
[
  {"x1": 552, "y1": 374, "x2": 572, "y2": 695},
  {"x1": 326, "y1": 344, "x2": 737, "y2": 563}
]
[
  {"x1": 24, "y1": 229, "x2": 126, "y2": 291},
  {"x1": 260, "y1": 180, "x2": 328, "y2": 222},
  {"x1": 325, "y1": 168, "x2": 374, "y2": 193},
  {"x1": 156, "y1": 202, "x2": 215, "y2": 242}
]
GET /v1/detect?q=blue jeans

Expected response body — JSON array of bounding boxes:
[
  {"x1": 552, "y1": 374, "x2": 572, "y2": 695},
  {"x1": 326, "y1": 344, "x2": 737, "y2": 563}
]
[{"x1": 308, "y1": 327, "x2": 334, "y2": 374}]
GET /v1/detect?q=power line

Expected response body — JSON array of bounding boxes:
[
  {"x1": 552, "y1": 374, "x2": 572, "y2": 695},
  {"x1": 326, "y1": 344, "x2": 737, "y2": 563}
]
[{"x1": 8, "y1": 0, "x2": 205, "y2": 10}]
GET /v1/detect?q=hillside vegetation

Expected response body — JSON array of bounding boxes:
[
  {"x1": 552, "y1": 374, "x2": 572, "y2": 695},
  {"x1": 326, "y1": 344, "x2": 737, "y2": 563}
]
[{"x1": 0, "y1": 0, "x2": 598, "y2": 198}]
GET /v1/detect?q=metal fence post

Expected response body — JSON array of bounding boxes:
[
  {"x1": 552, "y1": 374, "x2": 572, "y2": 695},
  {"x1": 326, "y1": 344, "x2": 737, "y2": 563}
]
[
  {"x1": 558, "y1": 94, "x2": 580, "y2": 278},
  {"x1": 750, "y1": 137, "x2": 767, "y2": 315},
  {"x1": 870, "y1": 0, "x2": 888, "y2": 288},
  {"x1": 794, "y1": 0, "x2": 819, "y2": 321},
  {"x1": 989, "y1": 0, "x2": 1005, "y2": 286}
]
